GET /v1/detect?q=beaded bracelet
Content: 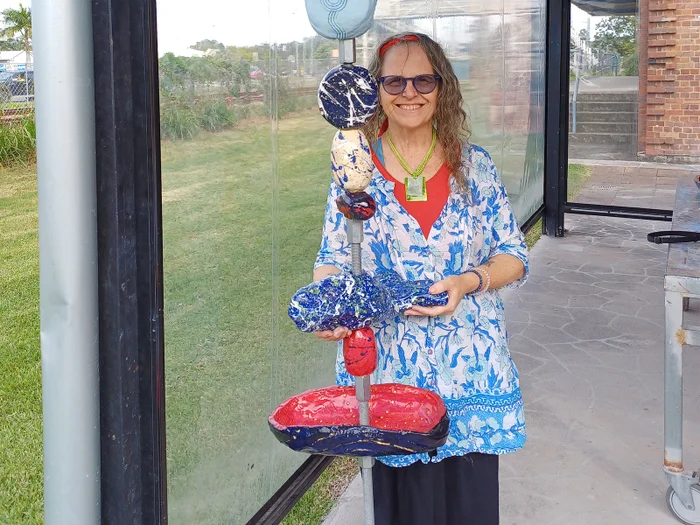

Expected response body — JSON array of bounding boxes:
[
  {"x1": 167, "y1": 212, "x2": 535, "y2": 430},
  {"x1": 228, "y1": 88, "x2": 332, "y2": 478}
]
[
  {"x1": 474, "y1": 266, "x2": 491, "y2": 292},
  {"x1": 465, "y1": 269, "x2": 484, "y2": 294},
  {"x1": 465, "y1": 267, "x2": 491, "y2": 294}
]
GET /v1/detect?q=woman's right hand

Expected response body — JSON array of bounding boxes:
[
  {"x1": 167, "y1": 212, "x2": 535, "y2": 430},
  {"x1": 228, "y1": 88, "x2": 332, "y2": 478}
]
[{"x1": 315, "y1": 326, "x2": 351, "y2": 342}]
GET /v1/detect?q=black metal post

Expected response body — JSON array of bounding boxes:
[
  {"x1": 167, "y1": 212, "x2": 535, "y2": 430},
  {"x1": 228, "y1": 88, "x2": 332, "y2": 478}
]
[
  {"x1": 92, "y1": 0, "x2": 167, "y2": 522},
  {"x1": 544, "y1": 0, "x2": 571, "y2": 237}
]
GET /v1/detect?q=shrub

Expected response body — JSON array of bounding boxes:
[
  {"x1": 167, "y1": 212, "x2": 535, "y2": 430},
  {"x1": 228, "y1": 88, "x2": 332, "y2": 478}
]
[
  {"x1": 198, "y1": 98, "x2": 237, "y2": 132},
  {"x1": 0, "y1": 115, "x2": 36, "y2": 167},
  {"x1": 160, "y1": 99, "x2": 200, "y2": 140}
]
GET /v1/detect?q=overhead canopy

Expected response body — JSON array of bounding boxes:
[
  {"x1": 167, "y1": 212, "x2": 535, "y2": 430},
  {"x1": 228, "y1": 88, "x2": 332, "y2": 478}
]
[
  {"x1": 571, "y1": 0, "x2": 637, "y2": 16},
  {"x1": 374, "y1": 0, "x2": 636, "y2": 19},
  {"x1": 374, "y1": 0, "x2": 533, "y2": 19}
]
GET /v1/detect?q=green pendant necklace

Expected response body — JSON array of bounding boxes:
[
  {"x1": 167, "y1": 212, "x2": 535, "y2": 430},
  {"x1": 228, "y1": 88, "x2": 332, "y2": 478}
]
[{"x1": 386, "y1": 127, "x2": 437, "y2": 202}]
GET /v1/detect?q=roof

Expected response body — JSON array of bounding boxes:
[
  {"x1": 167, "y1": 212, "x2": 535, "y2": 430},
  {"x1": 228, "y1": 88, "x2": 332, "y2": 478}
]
[
  {"x1": 0, "y1": 50, "x2": 25, "y2": 62},
  {"x1": 571, "y1": 0, "x2": 636, "y2": 16},
  {"x1": 374, "y1": 0, "x2": 635, "y2": 19},
  {"x1": 375, "y1": 0, "x2": 523, "y2": 19}
]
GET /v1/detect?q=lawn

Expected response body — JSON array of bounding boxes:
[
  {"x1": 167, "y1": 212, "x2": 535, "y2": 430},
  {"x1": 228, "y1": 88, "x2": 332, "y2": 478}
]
[
  {"x1": 160, "y1": 113, "x2": 342, "y2": 523},
  {"x1": 0, "y1": 107, "x2": 589, "y2": 524},
  {"x1": 0, "y1": 166, "x2": 42, "y2": 525}
]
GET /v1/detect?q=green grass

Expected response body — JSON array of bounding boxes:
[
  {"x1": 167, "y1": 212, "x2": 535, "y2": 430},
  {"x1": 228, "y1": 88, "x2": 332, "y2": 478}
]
[
  {"x1": 523, "y1": 163, "x2": 592, "y2": 248},
  {"x1": 161, "y1": 113, "x2": 342, "y2": 523},
  {"x1": 0, "y1": 117, "x2": 37, "y2": 167},
  {"x1": 0, "y1": 108, "x2": 584, "y2": 524},
  {"x1": 0, "y1": 166, "x2": 42, "y2": 525}
]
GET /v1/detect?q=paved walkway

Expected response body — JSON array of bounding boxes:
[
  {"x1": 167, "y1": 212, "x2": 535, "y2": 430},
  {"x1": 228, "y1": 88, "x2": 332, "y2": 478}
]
[
  {"x1": 574, "y1": 163, "x2": 700, "y2": 210},
  {"x1": 323, "y1": 213, "x2": 700, "y2": 525}
]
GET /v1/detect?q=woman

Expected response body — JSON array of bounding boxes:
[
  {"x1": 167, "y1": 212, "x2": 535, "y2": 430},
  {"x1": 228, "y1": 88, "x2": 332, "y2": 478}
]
[{"x1": 314, "y1": 32, "x2": 528, "y2": 525}]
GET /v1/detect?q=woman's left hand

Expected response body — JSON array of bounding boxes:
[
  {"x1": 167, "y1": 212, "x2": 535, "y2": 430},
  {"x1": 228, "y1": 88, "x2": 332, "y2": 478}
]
[{"x1": 404, "y1": 273, "x2": 479, "y2": 317}]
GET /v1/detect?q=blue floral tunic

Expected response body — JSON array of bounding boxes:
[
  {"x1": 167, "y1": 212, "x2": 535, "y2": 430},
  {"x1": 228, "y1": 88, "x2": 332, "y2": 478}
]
[{"x1": 314, "y1": 143, "x2": 529, "y2": 467}]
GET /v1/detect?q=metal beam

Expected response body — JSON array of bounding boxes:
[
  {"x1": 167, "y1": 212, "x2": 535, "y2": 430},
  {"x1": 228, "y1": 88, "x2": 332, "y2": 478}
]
[
  {"x1": 543, "y1": 0, "x2": 571, "y2": 237},
  {"x1": 92, "y1": 0, "x2": 168, "y2": 522},
  {"x1": 33, "y1": 0, "x2": 101, "y2": 522},
  {"x1": 565, "y1": 202, "x2": 673, "y2": 222}
]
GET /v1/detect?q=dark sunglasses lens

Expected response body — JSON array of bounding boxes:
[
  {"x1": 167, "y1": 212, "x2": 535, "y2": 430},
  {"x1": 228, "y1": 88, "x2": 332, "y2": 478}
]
[
  {"x1": 383, "y1": 76, "x2": 405, "y2": 94},
  {"x1": 414, "y1": 75, "x2": 437, "y2": 94}
]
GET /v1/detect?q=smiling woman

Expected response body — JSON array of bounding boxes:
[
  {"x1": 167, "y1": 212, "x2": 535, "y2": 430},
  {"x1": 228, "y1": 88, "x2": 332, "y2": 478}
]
[{"x1": 312, "y1": 33, "x2": 529, "y2": 525}]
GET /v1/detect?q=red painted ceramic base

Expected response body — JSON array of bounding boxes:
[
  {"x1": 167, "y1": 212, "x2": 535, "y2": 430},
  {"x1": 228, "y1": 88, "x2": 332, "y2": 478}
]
[{"x1": 269, "y1": 384, "x2": 450, "y2": 456}]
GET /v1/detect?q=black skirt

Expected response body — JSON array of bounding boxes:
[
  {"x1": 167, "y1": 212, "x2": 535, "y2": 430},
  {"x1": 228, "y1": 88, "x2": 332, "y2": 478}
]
[{"x1": 372, "y1": 453, "x2": 499, "y2": 525}]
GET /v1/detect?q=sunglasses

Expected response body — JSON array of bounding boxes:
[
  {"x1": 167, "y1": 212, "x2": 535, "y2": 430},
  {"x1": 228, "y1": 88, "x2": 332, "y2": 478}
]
[{"x1": 377, "y1": 74, "x2": 442, "y2": 96}]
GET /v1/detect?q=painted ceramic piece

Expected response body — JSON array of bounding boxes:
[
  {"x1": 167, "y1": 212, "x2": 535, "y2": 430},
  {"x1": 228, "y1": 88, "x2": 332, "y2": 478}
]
[
  {"x1": 269, "y1": 384, "x2": 450, "y2": 456},
  {"x1": 343, "y1": 327, "x2": 377, "y2": 377},
  {"x1": 289, "y1": 271, "x2": 391, "y2": 332},
  {"x1": 336, "y1": 191, "x2": 377, "y2": 221},
  {"x1": 304, "y1": 0, "x2": 378, "y2": 40},
  {"x1": 318, "y1": 64, "x2": 378, "y2": 130},
  {"x1": 288, "y1": 271, "x2": 448, "y2": 332},
  {"x1": 374, "y1": 272, "x2": 449, "y2": 311},
  {"x1": 331, "y1": 129, "x2": 374, "y2": 193}
]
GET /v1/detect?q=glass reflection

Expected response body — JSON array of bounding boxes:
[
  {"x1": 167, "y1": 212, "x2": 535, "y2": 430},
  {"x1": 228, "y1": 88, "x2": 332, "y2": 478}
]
[{"x1": 157, "y1": 0, "x2": 546, "y2": 522}]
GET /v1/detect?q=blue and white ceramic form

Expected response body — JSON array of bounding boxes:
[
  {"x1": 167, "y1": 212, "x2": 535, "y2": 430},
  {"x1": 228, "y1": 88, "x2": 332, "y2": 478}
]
[
  {"x1": 305, "y1": 0, "x2": 378, "y2": 40},
  {"x1": 318, "y1": 64, "x2": 378, "y2": 130}
]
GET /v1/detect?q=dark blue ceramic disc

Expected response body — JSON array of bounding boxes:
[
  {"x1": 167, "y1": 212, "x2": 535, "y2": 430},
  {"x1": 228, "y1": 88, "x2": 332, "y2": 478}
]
[{"x1": 318, "y1": 64, "x2": 378, "y2": 129}]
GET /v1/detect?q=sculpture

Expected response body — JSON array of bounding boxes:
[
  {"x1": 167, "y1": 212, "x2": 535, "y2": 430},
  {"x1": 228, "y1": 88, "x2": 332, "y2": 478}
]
[{"x1": 268, "y1": 6, "x2": 450, "y2": 524}]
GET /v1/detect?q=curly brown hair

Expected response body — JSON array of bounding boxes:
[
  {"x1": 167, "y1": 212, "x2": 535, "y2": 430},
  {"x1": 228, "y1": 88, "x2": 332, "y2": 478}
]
[{"x1": 362, "y1": 32, "x2": 471, "y2": 189}]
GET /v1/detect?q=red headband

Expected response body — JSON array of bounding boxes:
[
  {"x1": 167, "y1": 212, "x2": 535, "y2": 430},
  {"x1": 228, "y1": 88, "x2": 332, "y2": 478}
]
[{"x1": 379, "y1": 35, "x2": 420, "y2": 56}]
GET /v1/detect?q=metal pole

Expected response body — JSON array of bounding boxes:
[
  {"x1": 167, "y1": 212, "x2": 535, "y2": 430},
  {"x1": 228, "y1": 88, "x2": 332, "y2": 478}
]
[
  {"x1": 347, "y1": 219, "x2": 375, "y2": 525},
  {"x1": 33, "y1": 0, "x2": 101, "y2": 522},
  {"x1": 572, "y1": 48, "x2": 581, "y2": 134}
]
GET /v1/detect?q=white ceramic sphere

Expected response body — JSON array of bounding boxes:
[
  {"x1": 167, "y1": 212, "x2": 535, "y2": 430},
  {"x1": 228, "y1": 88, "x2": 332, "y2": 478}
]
[{"x1": 330, "y1": 129, "x2": 374, "y2": 193}]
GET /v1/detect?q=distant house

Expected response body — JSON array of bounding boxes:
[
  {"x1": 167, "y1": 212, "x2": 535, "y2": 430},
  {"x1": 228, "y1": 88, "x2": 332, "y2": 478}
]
[{"x1": 0, "y1": 50, "x2": 33, "y2": 71}]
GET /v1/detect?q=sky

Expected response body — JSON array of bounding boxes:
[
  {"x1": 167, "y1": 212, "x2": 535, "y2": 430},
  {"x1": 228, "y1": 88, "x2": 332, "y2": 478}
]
[{"x1": 1, "y1": 0, "x2": 596, "y2": 54}]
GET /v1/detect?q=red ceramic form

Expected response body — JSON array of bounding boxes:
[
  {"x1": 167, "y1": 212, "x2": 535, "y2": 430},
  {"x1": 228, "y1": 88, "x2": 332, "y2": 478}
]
[
  {"x1": 268, "y1": 384, "x2": 450, "y2": 456},
  {"x1": 343, "y1": 327, "x2": 377, "y2": 376}
]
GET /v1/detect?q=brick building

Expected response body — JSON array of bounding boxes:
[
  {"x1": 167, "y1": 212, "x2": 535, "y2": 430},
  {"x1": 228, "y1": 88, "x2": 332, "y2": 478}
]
[
  {"x1": 638, "y1": 0, "x2": 700, "y2": 162},
  {"x1": 576, "y1": 0, "x2": 700, "y2": 163}
]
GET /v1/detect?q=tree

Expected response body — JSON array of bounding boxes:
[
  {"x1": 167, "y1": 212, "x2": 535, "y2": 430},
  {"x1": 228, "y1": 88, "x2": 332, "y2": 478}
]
[
  {"x1": 1, "y1": 3, "x2": 31, "y2": 66},
  {"x1": 592, "y1": 16, "x2": 637, "y2": 75},
  {"x1": 190, "y1": 39, "x2": 225, "y2": 52},
  {"x1": 0, "y1": 37, "x2": 23, "y2": 51}
]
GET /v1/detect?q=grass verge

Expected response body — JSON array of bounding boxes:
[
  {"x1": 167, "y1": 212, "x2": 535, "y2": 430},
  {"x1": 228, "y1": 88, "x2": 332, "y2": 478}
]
[
  {"x1": 523, "y1": 163, "x2": 592, "y2": 249},
  {"x1": 0, "y1": 166, "x2": 42, "y2": 525}
]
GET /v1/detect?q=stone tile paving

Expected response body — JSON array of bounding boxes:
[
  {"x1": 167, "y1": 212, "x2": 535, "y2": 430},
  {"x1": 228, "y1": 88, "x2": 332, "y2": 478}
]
[
  {"x1": 501, "y1": 214, "x2": 700, "y2": 525},
  {"x1": 324, "y1": 213, "x2": 700, "y2": 525},
  {"x1": 575, "y1": 163, "x2": 700, "y2": 210}
]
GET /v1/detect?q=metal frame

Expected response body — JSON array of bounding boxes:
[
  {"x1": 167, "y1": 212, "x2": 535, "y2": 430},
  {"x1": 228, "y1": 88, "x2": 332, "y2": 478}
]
[
  {"x1": 245, "y1": 456, "x2": 335, "y2": 525},
  {"x1": 662, "y1": 180, "x2": 700, "y2": 518},
  {"x1": 541, "y1": 0, "x2": 676, "y2": 236},
  {"x1": 543, "y1": 0, "x2": 571, "y2": 237},
  {"x1": 565, "y1": 202, "x2": 673, "y2": 222},
  {"x1": 92, "y1": 0, "x2": 168, "y2": 522}
]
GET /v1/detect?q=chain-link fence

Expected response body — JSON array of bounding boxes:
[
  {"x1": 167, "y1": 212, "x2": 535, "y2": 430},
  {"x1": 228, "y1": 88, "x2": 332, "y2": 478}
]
[{"x1": 0, "y1": 63, "x2": 36, "y2": 166}]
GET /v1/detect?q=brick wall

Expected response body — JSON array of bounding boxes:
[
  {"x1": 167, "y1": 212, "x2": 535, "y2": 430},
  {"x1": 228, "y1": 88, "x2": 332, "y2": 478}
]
[{"x1": 638, "y1": 0, "x2": 700, "y2": 161}]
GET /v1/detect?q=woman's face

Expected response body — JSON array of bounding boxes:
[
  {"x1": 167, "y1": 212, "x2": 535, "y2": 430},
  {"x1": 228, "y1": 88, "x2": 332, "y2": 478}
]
[{"x1": 379, "y1": 43, "x2": 438, "y2": 133}]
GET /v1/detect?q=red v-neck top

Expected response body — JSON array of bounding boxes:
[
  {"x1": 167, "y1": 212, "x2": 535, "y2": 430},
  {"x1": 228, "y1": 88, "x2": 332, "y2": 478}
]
[{"x1": 372, "y1": 129, "x2": 451, "y2": 239}]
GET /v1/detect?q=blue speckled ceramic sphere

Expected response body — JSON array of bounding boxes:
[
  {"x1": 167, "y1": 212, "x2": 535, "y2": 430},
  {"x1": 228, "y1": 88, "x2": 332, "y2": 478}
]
[{"x1": 318, "y1": 64, "x2": 378, "y2": 130}]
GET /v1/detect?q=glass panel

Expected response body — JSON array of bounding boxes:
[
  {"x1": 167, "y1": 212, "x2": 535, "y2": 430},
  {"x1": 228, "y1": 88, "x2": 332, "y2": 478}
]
[
  {"x1": 158, "y1": 0, "x2": 546, "y2": 522},
  {"x1": 568, "y1": 7, "x2": 640, "y2": 204},
  {"x1": 158, "y1": 2, "x2": 337, "y2": 522},
  {"x1": 372, "y1": 0, "x2": 547, "y2": 224}
]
